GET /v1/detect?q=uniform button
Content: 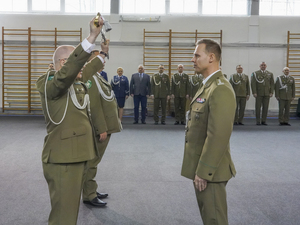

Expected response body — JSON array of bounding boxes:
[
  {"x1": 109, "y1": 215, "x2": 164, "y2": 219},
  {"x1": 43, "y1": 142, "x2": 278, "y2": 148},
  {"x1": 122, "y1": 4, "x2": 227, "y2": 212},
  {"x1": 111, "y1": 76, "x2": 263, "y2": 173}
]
[
  {"x1": 208, "y1": 173, "x2": 212, "y2": 176},
  {"x1": 185, "y1": 141, "x2": 188, "y2": 143},
  {"x1": 189, "y1": 118, "x2": 191, "y2": 121},
  {"x1": 75, "y1": 54, "x2": 78, "y2": 57},
  {"x1": 73, "y1": 132, "x2": 76, "y2": 135}
]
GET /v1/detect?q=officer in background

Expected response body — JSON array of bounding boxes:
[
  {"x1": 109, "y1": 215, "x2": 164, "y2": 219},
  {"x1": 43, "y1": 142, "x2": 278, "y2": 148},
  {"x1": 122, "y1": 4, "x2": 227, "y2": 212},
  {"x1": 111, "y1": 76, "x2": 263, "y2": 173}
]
[
  {"x1": 275, "y1": 67, "x2": 295, "y2": 126},
  {"x1": 151, "y1": 64, "x2": 170, "y2": 125},
  {"x1": 48, "y1": 63, "x2": 54, "y2": 71},
  {"x1": 81, "y1": 47, "x2": 122, "y2": 207},
  {"x1": 189, "y1": 73, "x2": 204, "y2": 100},
  {"x1": 36, "y1": 17, "x2": 106, "y2": 224},
  {"x1": 251, "y1": 62, "x2": 274, "y2": 125},
  {"x1": 171, "y1": 64, "x2": 189, "y2": 125},
  {"x1": 229, "y1": 65, "x2": 250, "y2": 125}
]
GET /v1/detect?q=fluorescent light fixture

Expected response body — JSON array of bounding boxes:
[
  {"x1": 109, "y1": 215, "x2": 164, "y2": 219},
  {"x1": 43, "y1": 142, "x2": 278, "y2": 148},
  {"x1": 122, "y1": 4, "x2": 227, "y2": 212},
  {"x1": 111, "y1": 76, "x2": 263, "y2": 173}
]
[{"x1": 120, "y1": 15, "x2": 161, "y2": 22}]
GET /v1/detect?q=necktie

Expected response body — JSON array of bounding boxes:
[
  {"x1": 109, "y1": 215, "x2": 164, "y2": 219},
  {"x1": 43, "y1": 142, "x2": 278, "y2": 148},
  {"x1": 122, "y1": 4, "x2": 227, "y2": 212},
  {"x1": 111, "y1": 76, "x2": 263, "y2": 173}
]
[{"x1": 139, "y1": 73, "x2": 143, "y2": 81}]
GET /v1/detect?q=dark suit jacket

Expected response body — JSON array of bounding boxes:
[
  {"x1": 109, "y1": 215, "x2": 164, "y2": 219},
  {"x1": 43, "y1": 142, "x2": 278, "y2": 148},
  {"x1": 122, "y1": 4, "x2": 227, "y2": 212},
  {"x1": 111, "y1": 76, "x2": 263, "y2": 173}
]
[
  {"x1": 100, "y1": 71, "x2": 108, "y2": 81},
  {"x1": 130, "y1": 73, "x2": 151, "y2": 96}
]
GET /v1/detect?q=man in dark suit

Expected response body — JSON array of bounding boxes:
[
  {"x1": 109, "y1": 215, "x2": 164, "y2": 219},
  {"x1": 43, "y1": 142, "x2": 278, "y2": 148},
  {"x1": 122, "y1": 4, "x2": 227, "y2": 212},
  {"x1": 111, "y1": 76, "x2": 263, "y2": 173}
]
[
  {"x1": 130, "y1": 65, "x2": 151, "y2": 124},
  {"x1": 181, "y1": 39, "x2": 236, "y2": 225}
]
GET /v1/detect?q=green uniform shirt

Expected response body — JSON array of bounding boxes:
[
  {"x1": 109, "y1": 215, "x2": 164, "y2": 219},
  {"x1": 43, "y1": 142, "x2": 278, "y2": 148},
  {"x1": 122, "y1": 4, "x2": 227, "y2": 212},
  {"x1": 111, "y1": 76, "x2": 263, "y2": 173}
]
[
  {"x1": 171, "y1": 72, "x2": 189, "y2": 97},
  {"x1": 189, "y1": 74, "x2": 204, "y2": 99},
  {"x1": 229, "y1": 73, "x2": 250, "y2": 97},
  {"x1": 251, "y1": 70, "x2": 274, "y2": 96},
  {"x1": 151, "y1": 73, "x2": 170, "y2": 98},
  {"x1": 275, "y1": 75, "x2": 295, "y2": 100}
]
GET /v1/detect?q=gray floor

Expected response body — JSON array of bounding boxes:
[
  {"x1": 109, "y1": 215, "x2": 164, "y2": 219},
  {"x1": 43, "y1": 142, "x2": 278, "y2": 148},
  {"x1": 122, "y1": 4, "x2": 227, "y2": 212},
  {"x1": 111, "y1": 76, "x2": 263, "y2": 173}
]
[{"x1": 0, "y1": 115, "x2": 299, "y2": 225}]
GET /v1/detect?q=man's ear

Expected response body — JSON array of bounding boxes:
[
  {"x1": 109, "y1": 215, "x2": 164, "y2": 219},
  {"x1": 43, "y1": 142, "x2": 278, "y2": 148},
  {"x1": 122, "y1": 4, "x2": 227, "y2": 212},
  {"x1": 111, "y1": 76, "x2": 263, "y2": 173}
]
[{"x1": 209, "y1": 53, "x2": 215, "y2": 63}]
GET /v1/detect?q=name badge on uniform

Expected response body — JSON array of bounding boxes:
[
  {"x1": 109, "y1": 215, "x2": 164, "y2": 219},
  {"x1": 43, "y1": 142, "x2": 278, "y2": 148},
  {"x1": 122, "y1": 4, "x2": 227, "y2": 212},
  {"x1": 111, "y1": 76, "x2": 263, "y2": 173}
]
[{"x1": 196, "y1": 98, "x2": 206, "y2": 103}]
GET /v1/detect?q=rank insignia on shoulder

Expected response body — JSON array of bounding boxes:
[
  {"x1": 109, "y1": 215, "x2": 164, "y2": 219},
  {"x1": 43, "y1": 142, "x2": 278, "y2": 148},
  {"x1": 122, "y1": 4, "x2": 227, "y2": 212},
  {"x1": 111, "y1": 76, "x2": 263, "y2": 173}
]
[
  {"x1": 196, "y1": 98, "x2": 206, "y2": 103},
  {"x1": 48, "y1": 75, "x2": 54, "y2": 81},
  {"x1": 85, "y1": 80, "x2": 92, "y2": 89}
]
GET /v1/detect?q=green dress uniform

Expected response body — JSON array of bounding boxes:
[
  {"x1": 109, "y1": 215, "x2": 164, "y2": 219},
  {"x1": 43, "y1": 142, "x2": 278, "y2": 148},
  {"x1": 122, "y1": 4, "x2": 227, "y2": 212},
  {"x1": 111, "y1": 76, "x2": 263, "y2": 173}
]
[
  {"x1": 151, "y1": 73, "x2": 170, "y2": 123},
  {"x1": 36, "y1": 44, "x2": 103, "y2": 225},
  {"x1": 181, "y1": 71, "x2": 236, "y2": 225},
  {"x1": 251, "y1": 70, "x2": 274, "y2": 124},
  {"x1": 229, "y1": 73, "x2": 250, "y2": 123},
  {"x1": 275, "y1": 75, "x2": 295, "y2": 124},
  {"x1": 81, "y1": 60, "x2": 122, "y2": 201},
  {"x1": 171, "y1": 72, "x2": 189, "y2": 122},
  {"x1": 189, "y1": 74, "x2": 204, "y2": 99}
]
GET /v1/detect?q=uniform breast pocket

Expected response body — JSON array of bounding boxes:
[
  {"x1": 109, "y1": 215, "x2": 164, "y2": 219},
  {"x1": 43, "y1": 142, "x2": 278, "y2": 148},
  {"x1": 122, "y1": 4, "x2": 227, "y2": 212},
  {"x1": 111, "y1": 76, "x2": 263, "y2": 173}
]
[
  {"x1": 60, "y1": 126, "x2": 87, "y2": 159},
  {"x1": 192, "y1": 103, "x2": 205, "y2": 122}
]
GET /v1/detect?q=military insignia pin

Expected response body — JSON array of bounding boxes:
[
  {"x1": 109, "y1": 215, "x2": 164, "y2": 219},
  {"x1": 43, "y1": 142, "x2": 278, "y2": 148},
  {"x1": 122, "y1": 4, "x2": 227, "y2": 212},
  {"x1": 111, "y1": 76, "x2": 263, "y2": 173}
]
[{"x1": 196, "y1": 98, "x2": 206, "y2": 103}]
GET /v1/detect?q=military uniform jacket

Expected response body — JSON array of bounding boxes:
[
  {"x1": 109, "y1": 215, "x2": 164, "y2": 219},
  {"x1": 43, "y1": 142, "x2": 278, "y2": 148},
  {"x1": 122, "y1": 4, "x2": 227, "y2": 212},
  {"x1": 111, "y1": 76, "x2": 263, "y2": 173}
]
[
  {"x1": 36, "y1": 44, "x2": 103, "y2": 164},
  {"x1": 189, "y1": 74, "x2": 203, "y2": 98},
  {"x1": 82, "y1": 61, "x2": 122, "y2": 136},
  {"x1": 181, "y1": 71, "x2": 236, "y2": 182},
  {"x1": 111, "y1": 75, "x2": 129, "y2": 98},
  {"x1": 151, "y1": 73, "x2": 170, "y2": 98},
  {"x1": 275, "y1": 75, "x2": 295, "y2": 100},
  {"x1": 229, "y1": 73, "x2": 250, "y2": 97},
  {"x1": 171, "y1": 73, "x2": 189, "y2": 97},
  {"x1": 251, "y1": 70, "x2": 274, "y2": 96}
]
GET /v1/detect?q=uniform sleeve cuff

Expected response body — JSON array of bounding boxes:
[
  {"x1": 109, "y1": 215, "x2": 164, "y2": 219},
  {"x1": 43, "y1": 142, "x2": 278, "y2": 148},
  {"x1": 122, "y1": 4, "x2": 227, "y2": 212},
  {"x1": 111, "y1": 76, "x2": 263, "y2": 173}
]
[
  {"x1": 97, "y1": 55, "x2": 105, "y2": 64},
  {"x1": 81, "y1": 38, "x2": 96, "y2": 53}
]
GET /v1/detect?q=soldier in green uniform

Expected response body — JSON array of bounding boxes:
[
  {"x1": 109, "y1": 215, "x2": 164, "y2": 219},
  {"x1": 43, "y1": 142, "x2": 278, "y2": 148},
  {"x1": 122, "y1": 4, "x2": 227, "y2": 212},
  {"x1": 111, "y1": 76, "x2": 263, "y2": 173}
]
[
  {"x1": 81, "y1": 49, "x2": 122, "y2": 207},
  {"x1": 229, "y1": 65, "x2": 250, "y2": 125},
  {"x1": 251, "y1": 62, "x2": 274, "y2": 125},
  {"x1": 171, "y1": 64, "x2": 189, "y2": 125},
  {"x1": 151, "y1": 64, "x2": 170, "y2": 125},
  {"x1": 189, "y1": 73, "x2": 204, "y2": 100},
  {"x1": 36, "y1": 17, "x2": 107, "y2": 225},
  {"x1": 275, "y1": 67, "x2": 295, "y2": 126},
  {"x1": 181, "y1": 39, "x2": 236, "y2": 225}
]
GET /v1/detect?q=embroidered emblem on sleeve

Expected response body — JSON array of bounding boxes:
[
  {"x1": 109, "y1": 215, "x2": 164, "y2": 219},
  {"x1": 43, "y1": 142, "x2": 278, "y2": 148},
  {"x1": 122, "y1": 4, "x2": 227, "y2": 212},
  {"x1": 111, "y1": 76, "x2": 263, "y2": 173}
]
[{"x1": 85, "y1": 80, "x2": 92, "y2": 89}]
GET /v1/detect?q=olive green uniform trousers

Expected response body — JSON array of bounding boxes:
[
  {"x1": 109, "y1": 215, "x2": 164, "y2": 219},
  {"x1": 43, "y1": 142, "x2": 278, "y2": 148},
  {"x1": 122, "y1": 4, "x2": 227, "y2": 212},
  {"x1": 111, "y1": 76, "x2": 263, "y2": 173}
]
[
  {"x1": 278, "y1": 99, "x2": 292, "y2": 123},
  {"x1": 154, "y1": 98, "x2": 167, "y2": 123},
  {"x1": 82, "y1": 135, "x2": 111, "y2": 201},
  {"x1": 174, "y1": 97, "x2": 186, "y2": 122},
  {"x1": 235, "y1": 97, "x2": 247, "y2": 123},
  {"x1": 43, "y1": 162, "x2": 87, "y2": 225},
  {"x1": 194, "y1": 181, "x2": 228, "y2": 225},
  {"x1": 255, "y1": 96, "x2": 270, "y2": 123}
]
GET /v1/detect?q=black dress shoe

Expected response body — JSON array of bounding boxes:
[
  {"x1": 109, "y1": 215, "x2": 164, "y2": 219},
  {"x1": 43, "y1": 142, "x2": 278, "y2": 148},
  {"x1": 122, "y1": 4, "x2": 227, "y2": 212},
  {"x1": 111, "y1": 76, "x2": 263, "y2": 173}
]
[
  {"x1": 261, "y1": 122, "x2": 267, "y2": 125},
  {"x1": 256, "y1": 122, "x2": 261, "y2": 125},
  {"x1": 181, "y1": 121, "x2": 186, "y2": 125},
  {"x1": 161, "y1": 121, "x2": 166, "y2": 125},
  {"x1": 234, "y1": 122, "x2": 238, "y2": 125},
  {"x1": 97, "y1": 192, "x2": 108, "y2": 199},
  {"x1": 174, "y1": 121, "x2": 179, "y2": 125},
  {"x1": 238, "y1": 122, "x2": 244, "y2": 125},
  {"x1": 83, "y1": 197, "x2": 107, "y2": 207},
  {"x1": 279, "y1": 122, "x2": 285, "y2": 126},
  {"x1": 133, "y1": 121, "x2": 138, "y2": 124},
  {"x1": 142, "y1": 121, "x2": 146, "y2": 124},
  {"x1": 284, "y1": 123, "x2": 291, "y2": 126}
]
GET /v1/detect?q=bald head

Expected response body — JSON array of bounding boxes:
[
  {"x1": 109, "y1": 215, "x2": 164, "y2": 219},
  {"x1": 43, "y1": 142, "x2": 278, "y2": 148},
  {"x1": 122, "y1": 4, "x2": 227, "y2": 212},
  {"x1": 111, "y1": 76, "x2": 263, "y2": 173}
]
[{"x1": 53, "y1": 45, "x2": 75, "y2": 70}]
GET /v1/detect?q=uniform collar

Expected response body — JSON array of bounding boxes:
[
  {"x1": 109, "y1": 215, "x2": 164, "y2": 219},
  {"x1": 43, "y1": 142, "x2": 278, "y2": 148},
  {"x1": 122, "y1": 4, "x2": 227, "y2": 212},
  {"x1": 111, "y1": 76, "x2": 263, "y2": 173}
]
[{"x1": 202, "y1": 69, "x2": 220, "y2": 85}]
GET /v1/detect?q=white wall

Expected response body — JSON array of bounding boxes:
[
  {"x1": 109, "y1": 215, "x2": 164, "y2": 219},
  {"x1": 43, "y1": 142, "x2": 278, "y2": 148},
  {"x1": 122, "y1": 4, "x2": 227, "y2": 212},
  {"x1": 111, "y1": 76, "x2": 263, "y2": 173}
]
[{"x1": 0, "y1": 14, "x2": 299, "y2": 111}]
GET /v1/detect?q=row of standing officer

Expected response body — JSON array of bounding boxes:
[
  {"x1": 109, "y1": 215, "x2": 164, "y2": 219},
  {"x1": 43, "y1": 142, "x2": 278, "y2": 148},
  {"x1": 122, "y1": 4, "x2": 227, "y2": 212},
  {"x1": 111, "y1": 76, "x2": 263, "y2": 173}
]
[{"x1": 229, "y1": 62, "x2": 295, "y2": 126}]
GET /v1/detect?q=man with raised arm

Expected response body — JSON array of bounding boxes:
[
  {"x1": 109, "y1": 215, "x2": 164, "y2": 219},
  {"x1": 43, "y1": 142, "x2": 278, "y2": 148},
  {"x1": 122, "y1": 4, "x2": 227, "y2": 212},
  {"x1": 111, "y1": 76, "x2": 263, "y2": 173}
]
[{"x1": 36, "y1": 16, "x2": 108, "y2": 225}]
